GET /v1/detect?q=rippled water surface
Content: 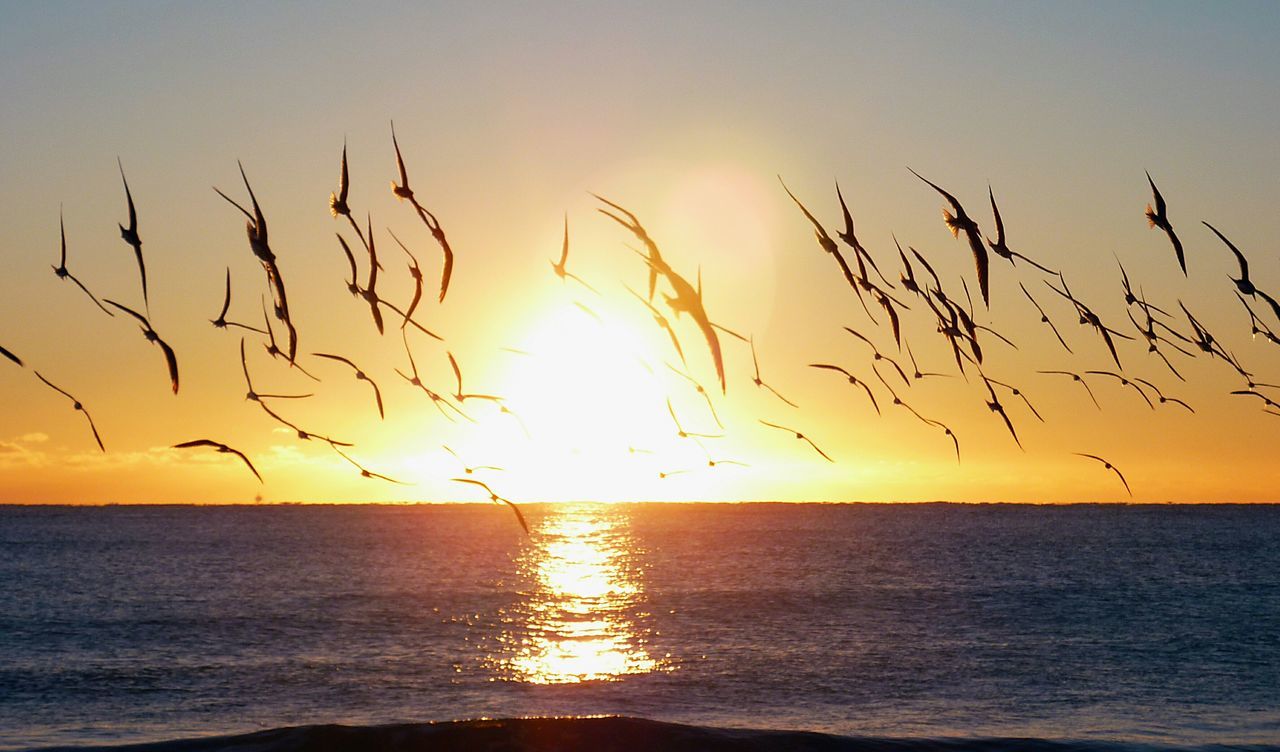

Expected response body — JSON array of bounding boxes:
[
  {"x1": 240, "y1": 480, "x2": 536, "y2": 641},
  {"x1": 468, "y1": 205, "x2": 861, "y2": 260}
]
[{"x1": 1, "y1": 503, "x2": 1278, "y2": 749}]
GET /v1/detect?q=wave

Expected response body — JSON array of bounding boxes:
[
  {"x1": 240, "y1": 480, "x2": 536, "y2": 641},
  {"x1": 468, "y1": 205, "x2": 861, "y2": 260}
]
[{"x1": 24, "y1": 717, "x2": 1280, "y2": 752}]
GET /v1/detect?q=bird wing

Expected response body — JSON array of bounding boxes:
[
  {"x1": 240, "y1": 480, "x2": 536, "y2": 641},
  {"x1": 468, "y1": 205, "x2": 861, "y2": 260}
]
[
  {"x1": 156, "y1": 336, "x2": 180, "y2": 394},
  {"x1": 1, "y1": 345, "x2": 22, "y2": 367},
  {"x1": 218, "y1": 268, "x2": 232, "y2": 320},
  {"x1": 1203, "y1": 221, "x2": 1248, "y2": 281},
  {"x1": 81, "y1": 408, "x2": 105, "y2": 452}
]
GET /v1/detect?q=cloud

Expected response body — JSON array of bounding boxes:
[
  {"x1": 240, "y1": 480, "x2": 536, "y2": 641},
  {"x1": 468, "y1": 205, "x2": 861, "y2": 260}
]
[{"x1": 18, "y1": 432, "x2": 49, "y2": 443}]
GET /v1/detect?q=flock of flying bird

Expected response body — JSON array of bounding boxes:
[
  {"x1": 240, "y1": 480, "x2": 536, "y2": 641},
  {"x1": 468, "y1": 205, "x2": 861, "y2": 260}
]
[{"x1": 5, "y1": 126, "x2": 1280, "y2": 527}]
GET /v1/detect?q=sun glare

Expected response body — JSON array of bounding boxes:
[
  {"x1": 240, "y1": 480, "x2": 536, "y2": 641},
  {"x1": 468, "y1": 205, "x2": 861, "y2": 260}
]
[{"x1": 472, "y1": 303, "x2": 687, "y2": 501}]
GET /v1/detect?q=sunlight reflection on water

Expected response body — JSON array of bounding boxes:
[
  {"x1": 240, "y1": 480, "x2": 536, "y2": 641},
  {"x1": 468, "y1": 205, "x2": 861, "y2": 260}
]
[{"x1": 495, "y1": 504, "x2": 664, "y2": 684}]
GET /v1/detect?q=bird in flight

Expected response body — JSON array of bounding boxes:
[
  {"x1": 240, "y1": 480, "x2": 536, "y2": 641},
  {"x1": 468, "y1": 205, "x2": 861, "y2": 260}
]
[
  {"x1": 909, "y1": 168, "x2": 990, "y2": 307},
  {"x1": 104, "y1": 299, "x2": 179, "y2": 395},
  {"x1": 442, "y1": 445, "x2": 503, "y2": 475},
  {"x1": 210, "y1": 269, "x2": 266, "y2": 334},
  {"x1": 387, "y1": 229, "x2": 426, "y2": 328},
  {"x1": 53, "y1": 209, "x2": 112, "y2": 316},
  {"x1": 607, "y1": 201, "x2": 725, "y2": 392},
  {"x1": 313, "y1": 352, "x2": 384, "y2": 419},
  {"x1": 172, "y1": 440, "x2": 262, "y2": 483},
  {"x1": 1037, "y1": 370, "x2": 1100, "y2": 409},
  {"x1": 759, "y1": 419, "x2": 834, "y2": 462},
  {"x1": 1144, "y1": 172, "x2": 1186, "y2": 276},
  {"x1": 214, "y1": 161, "x2": 298, "y2": 362},
  {"x1": 985, "y1": 187, "x2": 1056, "y2": 275},
  {"x1": 333, "y1": 445, "x2": 406, "y2": 484},
  {"x1": 116, "y1": 158, "x2": 149, "y2": 314},
  {"x1": 391, "y1": 121, "x2": 455, "y2": 303},
  {"x1": 1202, "y1": 221, "x2": 1257, "y2": 298},
  {"x1": 551, "y1": 214, "x2": 597, "y2": 292},
  {"x1": 1075, "y1": 453, "x2": 1132, "y2": 497},
  {"x1": 750, "y1": 336, "x2": 797, "y2": 408},
  {"x1": 809, "y1": 363, "x2": 881, "y2": 415},
  {"x1": 33, "y1": 371, "x2": 104, "y2": 451},
  {"x1": 626, "y1": 284, "x2": 686, "y2": 367},
  {"x1": 451, "y1": 477, "x2": 529, "y2": 534},
  {"x1": 667, "y1": 398, "x2": 722, "y2": 440},
  {"x1": 447, "y1": 351, "x2": 504, "y2": 404},
  {"x1": 238, "y1": 338, "x2": 312, "y2": 404},
  {"x1": 328, "y1": 139, "x2": 370, "y2": 251},
  {"x1": 396, "y1": 330, "x2": 471, "y2": 422}
]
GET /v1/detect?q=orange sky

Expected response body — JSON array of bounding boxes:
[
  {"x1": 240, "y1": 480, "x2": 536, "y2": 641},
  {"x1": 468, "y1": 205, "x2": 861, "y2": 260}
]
[{"x1": 2, "y1": 3, "x2": 1279, "y2": 504}]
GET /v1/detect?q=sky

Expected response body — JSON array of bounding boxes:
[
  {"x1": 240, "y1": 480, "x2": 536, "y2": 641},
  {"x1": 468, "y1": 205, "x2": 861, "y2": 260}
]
[{"x1": 2, "y1": 1, "x2": 1279, "y2": 504}]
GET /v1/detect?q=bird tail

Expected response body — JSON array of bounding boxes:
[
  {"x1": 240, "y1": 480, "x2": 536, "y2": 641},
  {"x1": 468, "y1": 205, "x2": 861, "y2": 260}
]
[
  {"x1": 942, "y1": 210, "x2": 962, "y2": 238},
  {"x1": 1144, "y1": 205, "x2": 1158, "y2": 228}
]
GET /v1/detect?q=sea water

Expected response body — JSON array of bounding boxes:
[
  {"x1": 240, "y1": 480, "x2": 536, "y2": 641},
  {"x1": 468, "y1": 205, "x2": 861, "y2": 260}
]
[{"x1": 1, "y1": 503, "x2": 1277, "y2": 749}]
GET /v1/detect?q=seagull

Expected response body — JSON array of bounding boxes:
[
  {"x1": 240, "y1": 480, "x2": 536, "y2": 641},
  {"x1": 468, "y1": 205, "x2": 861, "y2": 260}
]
[
  {"x1": 905, "y1": 341, "x2": 947, "y2": 380},
  {"x1": 391, "y1": 121, "x2": 455, "y2": 302},
  {"x1": 985, "y1": 187, "x2": 1056, "y2": 274},
  {"x1": 238, "y1": 338, "x2": 313, "y2": 404},
  {"x1": 333, "y1": 445, "x2": 406, "y2": 484},
  {"x1": 447, "y1": 351, "x2": 503, "y2": 404},
  {"x1": 116, "y1": 158, "x2": 149, "y2": 313},
  {"x1": 214, "y1": 161, "x2": 298, "y2": 362},
  {"x1": 172, "y1": 440, "x2": 262, "y2": 482},
  {"x1": 328, "y1": 139, "x2": 369, "y2": 251},
  {"x1": 312, "y1": 352, "x2": 384, "y2": 419},
  {"x1": 750, "y1": 336, "x2": 797, "y2": 407},
  {"x1": 778, "y1": 178, "x2": 877, "y2": 322},
  {"x1": 103, "y1": 299, "x2": 179, "y2": 394},
  {"x1": 551, "y1": 214, "x2": 597, "y2": 292},
  {"x1": 616, "y1": 214, "x2": 725, "y2": 392},
  {"x1": 843, "y1": 326, "x2": 909, "y2": 385},
  {"x1": 442, "y1": 445, "x2": 503, "y2": 475},
  {"x1": 33, "y1": 371, "x2": 104, "y2": 451},
  {"x1": 387, "y1": 228, "x2": 425, "y2": 328},
  {"x1": 809, "y1": 363, "x2": 881, "y2": 415},
  {"x1": 983, "y1": 376, "x2": 1045, "y2": 422},
  {"x1": 594, "y1": 193, "x2": 664, "y2": 302},
  {"x1": 451, "y1": 477, "x2": 529, "y2": 534},
  {"x1": 53, "y1": 209, "x2": 113, "y2": 316},
  {"x1": 1075, "y1": 452, "x2": 1132, "y2": 497},
  {"x1": 667, "y1": 398, "x2": 722, "y2": 440},
  {"x1": 626, "y1": 284, "x2": 686, "y2": 366},
  {"x1": 1046, "y1": 276, "x2": 1130, "y2": 369},
  {"x1": 667, "y1": 362, "x2": 723, "y2": 429},
  {"x1": 260, "y1": 300, "x2": 320, "y2": 381},
  {"x1": 895, "y1": 235, "x2": 926, "y2": 298},
  {"x1": 1144, "y1": 172, "x2": 1186, "y2": 276},
  {"x1": 908, "y1": 168, "x2": 990, "y2": 307},
  {"x1": 1131, "y1": 378, "x2": 1194, "y2": 413},
  {"x1": 834, "y1": 180, "x2": 894, "y2": 288},
  {"x1": 1202, "y1": 221, "x2": 1256, "y2": 297},
  {"x1": 1037, "y1": 370, "x2": 1100, "y2": 409},
  {"x1": 210, "y1": 269, "x2": 266, "y2": 334},
  {"x1": 257, "y1": 400, "x2": 352, "y2": 447},
  {"x1": 360, "y1": 214, "x2": 386, "y2": 334},
  {"x1": 1085, "y1": 370, "x2": 1155, "y2": 409},
  {"x1": 336, "y1": 234, "x2": 363, "y2": 297},
  {"x1": 759, "y1": 419, "x2": 833, "y2": 462},
  {"x1": 980, "y1": 375, "x2": 1022, "y2": 449},
  {"x1": 396, "y1": 330, "x2": 471, "y2": 422}
]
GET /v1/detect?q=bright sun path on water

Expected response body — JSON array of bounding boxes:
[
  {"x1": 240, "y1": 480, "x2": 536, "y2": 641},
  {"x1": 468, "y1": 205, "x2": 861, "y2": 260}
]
[{"x1": 498, "y1": 505, "x2": 663, "y2": 684}]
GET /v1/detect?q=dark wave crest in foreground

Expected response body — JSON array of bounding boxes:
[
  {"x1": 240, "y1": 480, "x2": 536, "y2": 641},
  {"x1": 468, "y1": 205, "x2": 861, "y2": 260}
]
[{"x1": 27, "y1": 718, "x2": 1279, "y2": 752}]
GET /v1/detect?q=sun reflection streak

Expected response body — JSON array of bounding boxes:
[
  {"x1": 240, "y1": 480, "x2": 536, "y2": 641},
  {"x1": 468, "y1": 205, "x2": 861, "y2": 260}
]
[{"x1": 497, "y1": 504, "x2": 664, "y2": 684}]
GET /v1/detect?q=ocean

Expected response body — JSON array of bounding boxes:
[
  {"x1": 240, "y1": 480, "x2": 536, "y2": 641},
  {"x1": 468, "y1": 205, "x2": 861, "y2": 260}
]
[{"x1": 1, "y1": 503, "x2": 1277, "y2": 750}]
